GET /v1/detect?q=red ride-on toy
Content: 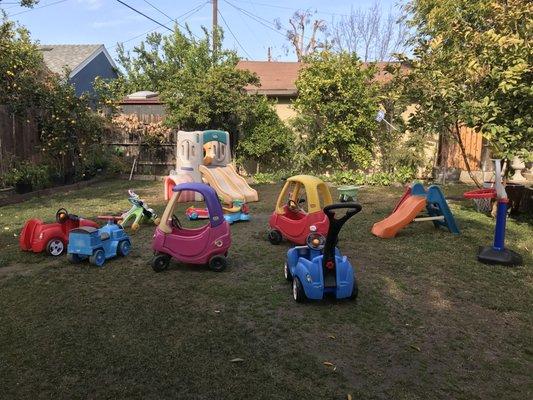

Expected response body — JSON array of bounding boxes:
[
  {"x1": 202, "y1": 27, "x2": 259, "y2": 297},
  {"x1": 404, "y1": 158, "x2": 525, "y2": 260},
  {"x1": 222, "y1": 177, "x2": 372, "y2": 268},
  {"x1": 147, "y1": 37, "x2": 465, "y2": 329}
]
[
  {"x1": 19, "y1": 208, "x2": 99, "y2": 256},
  {"x1": 268, "y1": 175, "x2": 334, "y2": 245}
]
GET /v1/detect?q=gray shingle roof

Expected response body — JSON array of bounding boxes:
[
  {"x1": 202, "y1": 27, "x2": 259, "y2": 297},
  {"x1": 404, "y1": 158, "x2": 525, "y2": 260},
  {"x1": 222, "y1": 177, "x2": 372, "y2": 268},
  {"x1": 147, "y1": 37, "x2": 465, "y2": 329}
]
[{"x1": 38, "y1": 44, "x2": 103, "y2": 75}]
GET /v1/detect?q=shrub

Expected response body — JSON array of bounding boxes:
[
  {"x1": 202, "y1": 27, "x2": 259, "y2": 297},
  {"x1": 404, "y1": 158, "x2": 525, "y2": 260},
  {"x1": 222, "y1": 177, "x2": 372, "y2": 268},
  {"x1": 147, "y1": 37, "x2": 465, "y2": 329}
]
[{"x1": 3, "y1": 161, "x2": 50, "y2": 190}]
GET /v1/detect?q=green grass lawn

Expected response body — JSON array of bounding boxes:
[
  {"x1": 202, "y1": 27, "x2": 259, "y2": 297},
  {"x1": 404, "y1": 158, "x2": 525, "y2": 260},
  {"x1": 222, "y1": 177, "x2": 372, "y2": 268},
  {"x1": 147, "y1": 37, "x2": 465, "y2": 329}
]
[{"x1": 0, "y1": 180, "x2": 531, "y2": 399}]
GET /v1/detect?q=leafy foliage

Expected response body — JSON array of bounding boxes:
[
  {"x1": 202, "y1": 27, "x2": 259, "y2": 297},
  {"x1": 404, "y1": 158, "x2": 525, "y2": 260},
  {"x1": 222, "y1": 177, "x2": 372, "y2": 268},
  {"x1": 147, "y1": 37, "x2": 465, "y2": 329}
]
[
  {"x1": 403, "y1": 0, "x2": 532, "y2": 162},
  {"x1": 0, "y1": 18, "x2": 109, "y2": 184},
  {"x1": 99, "y1": 26, "x2": 292, "y2": 165},
  {"x1": 292, "y1": 51, "x2": 381, "y2": 171}
]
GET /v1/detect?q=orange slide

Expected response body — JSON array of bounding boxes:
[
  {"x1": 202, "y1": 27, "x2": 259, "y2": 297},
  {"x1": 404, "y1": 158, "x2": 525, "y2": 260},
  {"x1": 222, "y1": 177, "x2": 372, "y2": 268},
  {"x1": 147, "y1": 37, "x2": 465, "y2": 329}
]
[{"x1": 371, "y1": 195, "x2": 427, "y2": 238}]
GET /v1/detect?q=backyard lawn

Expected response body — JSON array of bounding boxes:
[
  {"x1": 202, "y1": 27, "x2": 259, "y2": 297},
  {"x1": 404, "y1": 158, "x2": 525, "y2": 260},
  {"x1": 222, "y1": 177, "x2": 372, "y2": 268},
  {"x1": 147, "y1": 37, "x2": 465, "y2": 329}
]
[{"x1": 0, "y1": 179, "x2": 531, "y2": 400}]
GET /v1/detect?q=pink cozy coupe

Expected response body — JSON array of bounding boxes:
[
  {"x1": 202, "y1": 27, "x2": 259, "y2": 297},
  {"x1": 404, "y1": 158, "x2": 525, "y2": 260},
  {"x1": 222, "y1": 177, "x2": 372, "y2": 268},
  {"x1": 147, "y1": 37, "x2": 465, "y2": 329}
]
[{"x1": 151, "y1": 182, "x2": 231, "y2": 272}]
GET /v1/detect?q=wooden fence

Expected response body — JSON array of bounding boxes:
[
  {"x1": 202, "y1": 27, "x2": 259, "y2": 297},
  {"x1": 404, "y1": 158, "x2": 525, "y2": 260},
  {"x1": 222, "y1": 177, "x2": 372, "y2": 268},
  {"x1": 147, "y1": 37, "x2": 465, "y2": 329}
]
[
  {"x1": 105, "y1": 114, "x2": 177, "y2": 177},
  {"x1": 0, "y1": 105, "x2": 42, "y2": 175},
  {"x1": 439, "y1": 125, "x2": 483, "y2": 171}
]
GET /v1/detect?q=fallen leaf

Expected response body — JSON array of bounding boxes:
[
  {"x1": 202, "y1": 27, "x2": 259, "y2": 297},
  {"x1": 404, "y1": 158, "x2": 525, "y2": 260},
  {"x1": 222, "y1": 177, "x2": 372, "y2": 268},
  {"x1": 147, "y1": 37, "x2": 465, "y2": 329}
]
[
  {"x1": 347, "y1": 395, "x2": 353, "y2": 400},
  {"x1": 323, "y1": 361, "x2": 334, "y2": 367},
  {"x1": 214, "y1": 310, "x2": 221, "y2": 313},
  {"x1": 410, "y1": 345, "x2": 421, "y2": 352},
  {"x1": 230, "y1": 358, "x2": 244, "y2": 363},
  {"x1": 328, "y1": 335, "x2": 336, "y2": 339}
]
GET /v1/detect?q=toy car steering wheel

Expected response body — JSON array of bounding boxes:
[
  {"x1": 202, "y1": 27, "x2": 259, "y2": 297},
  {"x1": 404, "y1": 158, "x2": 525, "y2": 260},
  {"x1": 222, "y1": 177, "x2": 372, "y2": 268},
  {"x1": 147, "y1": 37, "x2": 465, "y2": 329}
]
[
  {"x1": 306, "y1": 232, "x2": 326, "y2": 250},
  {"x1": 287, "y1": 199, "x2": 300, "y2": 211},
  {"x1": 171, "y1": 214, "x2": 182, "y2": 229},
  {"x1": 56, "y1": 208, "x2": 76, "y2": 223}
]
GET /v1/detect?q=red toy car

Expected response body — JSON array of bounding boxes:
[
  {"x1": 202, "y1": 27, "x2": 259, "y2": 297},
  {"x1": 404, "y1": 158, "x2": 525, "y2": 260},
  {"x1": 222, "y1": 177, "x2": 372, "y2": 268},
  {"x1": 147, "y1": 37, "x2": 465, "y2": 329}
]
[
  {"x1": 268, "y1": 175, "x2": 334, "y2": 245},
  {"x1": 19, "y1": 208, "x2": 99, "y2": 256}
]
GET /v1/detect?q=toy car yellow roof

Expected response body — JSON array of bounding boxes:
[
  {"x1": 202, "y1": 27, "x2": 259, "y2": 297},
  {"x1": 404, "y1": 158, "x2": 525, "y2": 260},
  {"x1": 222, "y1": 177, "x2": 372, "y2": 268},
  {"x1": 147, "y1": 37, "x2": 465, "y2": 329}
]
[{"x1": 276, "y1": 175, "x2": 333, "y2": 214}]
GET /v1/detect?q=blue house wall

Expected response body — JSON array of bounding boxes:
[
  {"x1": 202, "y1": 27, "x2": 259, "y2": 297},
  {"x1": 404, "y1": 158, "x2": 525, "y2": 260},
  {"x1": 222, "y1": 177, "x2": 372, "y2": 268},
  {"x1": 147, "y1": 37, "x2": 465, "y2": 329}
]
[{"x1": 69, "y1": 52, "x2": 117, "y2": 97}]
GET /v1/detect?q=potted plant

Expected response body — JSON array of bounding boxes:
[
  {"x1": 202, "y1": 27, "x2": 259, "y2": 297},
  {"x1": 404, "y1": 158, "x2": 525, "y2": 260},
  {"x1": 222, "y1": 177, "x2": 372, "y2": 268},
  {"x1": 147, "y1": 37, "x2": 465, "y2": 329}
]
[{"x1": 5, "y1": 162, "x2": 50, "y2": 194}]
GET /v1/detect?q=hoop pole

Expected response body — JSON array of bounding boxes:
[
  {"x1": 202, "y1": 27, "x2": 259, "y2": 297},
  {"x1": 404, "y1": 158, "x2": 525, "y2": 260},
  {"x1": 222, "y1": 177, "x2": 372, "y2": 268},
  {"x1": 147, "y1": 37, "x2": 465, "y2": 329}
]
[{"x1": 493, "y1": 200, "x2": 508, "y2": 251}]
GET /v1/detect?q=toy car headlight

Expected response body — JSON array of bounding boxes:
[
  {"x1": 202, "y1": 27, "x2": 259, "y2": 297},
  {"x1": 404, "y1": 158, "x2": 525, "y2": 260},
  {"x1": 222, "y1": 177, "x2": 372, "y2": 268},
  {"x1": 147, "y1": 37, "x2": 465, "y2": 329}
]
[
  {"x1": 305, "y1": 273, "x2": 312, "y2": 283},
  {"x1": 38, "y1": 233, "x2": 44, "y2": 240}
]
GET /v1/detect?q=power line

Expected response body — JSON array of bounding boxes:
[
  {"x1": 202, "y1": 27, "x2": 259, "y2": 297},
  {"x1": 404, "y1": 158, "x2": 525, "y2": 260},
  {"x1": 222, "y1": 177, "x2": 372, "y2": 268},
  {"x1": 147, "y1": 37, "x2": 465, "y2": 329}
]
[
  {"x1": 8, "y1": 0, "x2": 70, "y2": 17},
  {"x1": 115, "y1": 0, "x2": 173, "y2": 32},
  {"x1": 223, "y1": 0, "x2": 286, "y2": 39},
  {"x1": 217, "y1": 9, "x2": 252, "y2": 58},
  {"x1": 111, "y1": 2, "x2": 208, "y2": 50},
  {"x1": 142, "y1": 0, "x2": 174, "y2": 22},
  {"x1": 232, "y1": 0, "x2": 351, "y2": 18}
]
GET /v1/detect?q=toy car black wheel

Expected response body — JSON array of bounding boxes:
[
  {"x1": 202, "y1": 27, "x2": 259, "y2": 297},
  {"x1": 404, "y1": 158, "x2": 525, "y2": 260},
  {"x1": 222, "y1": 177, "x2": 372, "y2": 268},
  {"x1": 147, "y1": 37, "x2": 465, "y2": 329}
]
[
  {"x1": 209, "y1": 255, "x2": 227, "y2": 272},
  {"x1": 117, "y1": 240, "x2": 132, "y2": 256},
  {"x1": 284, "y1": 262, "x2": 292, "y2": 281},
  {"x1": 46, "y1": 238, "x2": 65, "y2": 256},
  {"x1": 90, "y1": 249, "x2": 106, "y2": 267},
  {"x1": 292, "y1": 277, "x2": 307, "y2": 303},
  {"x1": 349, "y1": 276, "x2": 358, "y2": 300},
  {"x1": 67, "y1": 253, "x2": 83, "y2": 263},
  {"x1": 268, "y1": 229, "x2": 282, "y2": 245},
  {"x1": 151, "y1": 254, "x2": 170, "y2": 272}
]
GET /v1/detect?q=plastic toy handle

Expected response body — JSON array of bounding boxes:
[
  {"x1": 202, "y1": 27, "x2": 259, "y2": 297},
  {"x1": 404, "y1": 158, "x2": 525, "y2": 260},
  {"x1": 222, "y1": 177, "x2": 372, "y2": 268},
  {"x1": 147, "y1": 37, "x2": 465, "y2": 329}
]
[{"x1": 323, "y1": 203, "x2": 362, "y2": 221}]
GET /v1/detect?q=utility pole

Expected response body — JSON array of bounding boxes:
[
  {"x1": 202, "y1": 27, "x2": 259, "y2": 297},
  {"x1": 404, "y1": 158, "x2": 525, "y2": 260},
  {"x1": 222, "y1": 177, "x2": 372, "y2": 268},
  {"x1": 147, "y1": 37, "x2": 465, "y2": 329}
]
[
  {"x1": 212, "y1": 0, "x2": 218, "y2": 55},
  {"x1": 267, "y1": 47, "x2": 272, "y2": 61}
]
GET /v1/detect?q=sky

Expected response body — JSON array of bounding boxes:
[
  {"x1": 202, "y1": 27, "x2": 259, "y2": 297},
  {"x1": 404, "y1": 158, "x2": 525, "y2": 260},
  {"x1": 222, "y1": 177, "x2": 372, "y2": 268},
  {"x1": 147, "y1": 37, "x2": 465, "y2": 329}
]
[{"x1": 1, "y1": 0, "x2": 402, "y2": 63}]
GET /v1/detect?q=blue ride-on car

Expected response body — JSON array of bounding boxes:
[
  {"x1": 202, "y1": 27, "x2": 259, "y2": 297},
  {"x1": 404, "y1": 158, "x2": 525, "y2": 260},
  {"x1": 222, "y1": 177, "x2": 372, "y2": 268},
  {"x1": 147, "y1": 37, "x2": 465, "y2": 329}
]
[
  {"x1": 284, "y1": 203, "x2": 362, "y2": 302},
  {"x1": 67, "y1": 221, "x2": 131, "y2": 267}
]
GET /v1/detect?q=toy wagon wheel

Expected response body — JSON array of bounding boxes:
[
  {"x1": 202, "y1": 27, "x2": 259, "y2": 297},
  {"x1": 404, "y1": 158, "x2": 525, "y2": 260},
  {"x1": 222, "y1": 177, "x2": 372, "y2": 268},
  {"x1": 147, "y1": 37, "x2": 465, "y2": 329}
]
[
  {"x1": 67, "y1": 253, "x2": 83, "y2": 263},
  {"x1": 209, "y1": 255, "x2": 227, "y2": 272},
  {"x1": 117, "y1": 240, "x2": 131, "y2": 257},
  {"x1": 284, "y1": 262, "x2": 293, "y2": 282},
  {"x1": 46, "y1": 238, "x2": 65, "y2": 256},
  {"x1": 292, "y1": 277, "x2": 306, "y2": 303},
  {"x1": 90, "y1": 249, "x2": 106, "y2": 267},
  {"x1": 268, "y1": 229, "x2": 282, "y2": 245},
  {"x1": 151, "y1": 254, "x2": 170, "y2": 272}
]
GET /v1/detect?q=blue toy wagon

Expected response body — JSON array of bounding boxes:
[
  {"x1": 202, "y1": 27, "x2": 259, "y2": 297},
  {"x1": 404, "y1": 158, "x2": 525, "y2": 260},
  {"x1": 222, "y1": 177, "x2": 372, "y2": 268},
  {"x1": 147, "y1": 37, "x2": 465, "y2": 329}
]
[
  {"x1": 284, "y1": 203, "x2": 362, "y2": 302},
  {"x1": 67, "y1": 220, "x2": 131, "y2": 267}
]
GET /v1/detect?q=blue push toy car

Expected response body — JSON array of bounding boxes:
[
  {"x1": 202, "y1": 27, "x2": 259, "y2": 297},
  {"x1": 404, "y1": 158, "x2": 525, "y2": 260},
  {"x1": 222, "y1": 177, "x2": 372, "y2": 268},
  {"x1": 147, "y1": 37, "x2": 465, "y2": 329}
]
[
  {"x1": 284, "y1": 203, "x2": 362, "y2": 302},
  {"x1": 67, "y1": 220, "x2": 131, "y2": 267}
]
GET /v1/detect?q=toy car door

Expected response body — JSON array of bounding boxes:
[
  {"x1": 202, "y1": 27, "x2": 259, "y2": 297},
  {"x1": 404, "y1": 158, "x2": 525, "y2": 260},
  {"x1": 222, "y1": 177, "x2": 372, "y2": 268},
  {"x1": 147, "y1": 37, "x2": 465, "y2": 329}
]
[{"x1": 163, "y1": 225, "x2": 212, "y2": 258}]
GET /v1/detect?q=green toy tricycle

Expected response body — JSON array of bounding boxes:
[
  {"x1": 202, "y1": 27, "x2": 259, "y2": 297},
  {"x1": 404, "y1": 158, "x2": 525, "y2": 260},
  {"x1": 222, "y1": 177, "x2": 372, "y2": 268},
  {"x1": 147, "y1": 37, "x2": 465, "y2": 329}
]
[{"x1": 119, "y1": 190, "x2": 160, "y2": 232}]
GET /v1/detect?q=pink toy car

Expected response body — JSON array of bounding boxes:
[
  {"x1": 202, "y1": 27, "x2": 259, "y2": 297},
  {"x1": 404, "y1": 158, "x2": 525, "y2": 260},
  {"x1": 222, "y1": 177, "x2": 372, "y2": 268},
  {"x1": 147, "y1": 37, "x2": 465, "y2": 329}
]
[{"x1": 151, "y1": 182, "x2": 231, "y2": 272}]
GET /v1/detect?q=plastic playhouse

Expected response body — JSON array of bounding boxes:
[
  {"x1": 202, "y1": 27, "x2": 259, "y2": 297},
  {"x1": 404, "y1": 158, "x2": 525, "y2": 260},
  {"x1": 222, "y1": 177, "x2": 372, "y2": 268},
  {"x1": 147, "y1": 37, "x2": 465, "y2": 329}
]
[
  {"x1": 268, "y1": 175, "x2": 333, "y2": 245},
  {"x1": 464, "y1": 159, "x2": 522, "y2": 266},
  {"x1": 372, "y1": 182, "x2": 460, "y2": 238},
  {"x1": 285, "y1": 203, "x2": 362, "y2": 302},
  {"x1": 19, "y1": 208, "x2": 99, "y2": 256},
  {"x1": 152, "y1": 182, "x2": 231, "y2": 272},
  {"x1": 67, "y1": 219, "x2": 131, "y2": 267},
  {"x1": 163, "y1": 130, "x2": 258, "y2": 204}
]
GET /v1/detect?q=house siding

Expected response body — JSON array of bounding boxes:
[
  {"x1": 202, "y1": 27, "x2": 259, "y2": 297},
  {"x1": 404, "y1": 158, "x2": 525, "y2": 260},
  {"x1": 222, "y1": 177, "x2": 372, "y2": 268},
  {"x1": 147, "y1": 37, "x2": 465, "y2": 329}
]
[{"x1": 69, "y1": 52, "x2": 117, "y2": 97}]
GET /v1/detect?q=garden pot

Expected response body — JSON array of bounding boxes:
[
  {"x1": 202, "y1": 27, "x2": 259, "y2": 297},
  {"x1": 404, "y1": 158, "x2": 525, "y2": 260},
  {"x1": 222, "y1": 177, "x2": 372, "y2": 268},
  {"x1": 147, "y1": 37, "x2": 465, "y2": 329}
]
[
  {"x1": 510, "y1": 156, "x2": 526, "y2": 182},
  {"x1": 518, "y1": 186, "x2": 533, "y2": 216},
  {"x1": 14, "y1": 182, "x2": 33, "y2": 194}
]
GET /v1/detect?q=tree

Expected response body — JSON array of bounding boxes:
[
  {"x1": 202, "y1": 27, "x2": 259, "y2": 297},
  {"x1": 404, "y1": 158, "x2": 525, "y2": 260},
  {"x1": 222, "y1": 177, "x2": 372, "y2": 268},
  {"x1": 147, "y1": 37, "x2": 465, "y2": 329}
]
[
  {"x1": 275, "y1": 10, "x2": 327, "y2": 61},
  {"x1": 97, "y1": 25, "x2": 294, "y2": 165},
  {"x1": 237, "y1": 96, "x2": 294, "y2": 171},
  {"x1": 328, "y1": 1, "x2": 408, "y2": 61},
  {"x1": 292, "y1": 51, "x2": 380, "y2": 171},
  {"x1": 403, "y1": 0, "x2": 532, "y2": 173}
]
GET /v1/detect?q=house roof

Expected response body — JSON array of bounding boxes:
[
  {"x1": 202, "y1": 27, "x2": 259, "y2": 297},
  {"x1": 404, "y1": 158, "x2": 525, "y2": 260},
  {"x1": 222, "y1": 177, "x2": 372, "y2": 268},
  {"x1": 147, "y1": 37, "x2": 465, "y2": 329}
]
[
  {"x1": 236, "y1": 60, "x2": 407, "y2": 97},
  {"x1": 38, "y1": 44, "x2": 117, "y2": 78},
  {"x1": 237, "y1": 61, "x2": 302, "y2": 97}
]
